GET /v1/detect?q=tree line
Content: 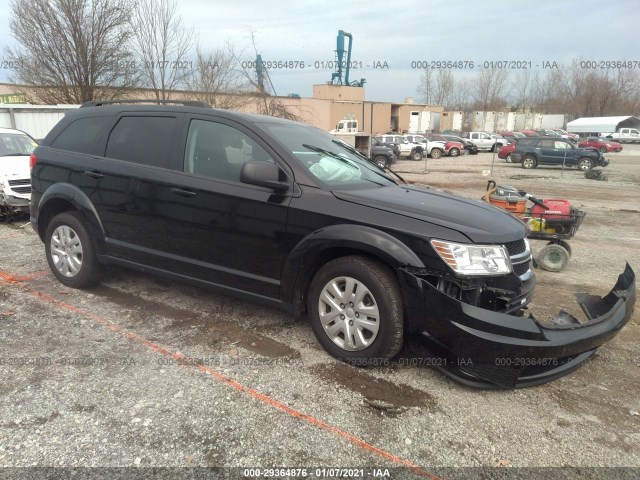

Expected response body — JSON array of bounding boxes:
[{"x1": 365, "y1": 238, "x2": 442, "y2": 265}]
[
  {"x1": 418, "y1": 65, "x2": 640, "y2": 117},
  {"x1": 4, "y1": 0, "x2": 297, "y2": 118}
]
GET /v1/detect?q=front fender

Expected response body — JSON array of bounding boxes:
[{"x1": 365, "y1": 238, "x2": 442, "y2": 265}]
[{"x1": 281, "y1": 224, "x2": 424, "y2": 310}]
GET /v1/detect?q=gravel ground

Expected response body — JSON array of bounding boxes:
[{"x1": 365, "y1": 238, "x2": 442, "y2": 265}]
[{"x1": 0, "y1": 145, "x2": 639, "y2": 479}]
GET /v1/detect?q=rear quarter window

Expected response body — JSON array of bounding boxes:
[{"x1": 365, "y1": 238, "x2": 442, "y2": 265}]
[{"x1": 50, "y1": 116, "x2": 112, "y2": 154}]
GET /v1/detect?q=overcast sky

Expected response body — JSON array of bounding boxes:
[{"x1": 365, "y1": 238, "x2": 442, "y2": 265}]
[{"x1": 0, "y1": 0, "x2": 638, "y2": 102}]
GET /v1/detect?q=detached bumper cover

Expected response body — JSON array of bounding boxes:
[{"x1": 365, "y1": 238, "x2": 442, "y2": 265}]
[{"x1": 401, "y1": 263, "x2": 636, "y2": 388}]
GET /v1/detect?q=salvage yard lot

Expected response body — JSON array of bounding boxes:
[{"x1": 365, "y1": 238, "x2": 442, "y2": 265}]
[{"x1": 0, "y1": 146, "x2": 639, "y2": 476}]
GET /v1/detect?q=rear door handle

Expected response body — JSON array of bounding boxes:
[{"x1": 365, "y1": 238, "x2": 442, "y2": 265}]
[
  {"x1": 171, "y1": 187, "x2": 197, "y2": 198},
  {"x1": 83, "y1": 170, "x2": 104, "y2": 179}
]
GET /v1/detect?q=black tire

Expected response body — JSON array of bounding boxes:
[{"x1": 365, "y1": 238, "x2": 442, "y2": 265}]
[
  {"x1": 557, "y1": 240, "x2": 572, "y2": 257},
  {"x1": 537, "y1": 244, "x2": 570, "y2": 272},
  {"x1": 577, "y1": 157, "x2": 593, "y2": 171},
  {"x1": 599, "y1": 146, "x2": 608, "y2": 153},
  {"x1": 373, "y1": 155, "x2": 389, "y2": 169},
  {"x1": 430, "y1": 148, "x2": 443, "y2": 159},
  {"x1": 505, "y1": 154, "x2": 513, "y2": 163},
  {"x1": 411, "y1": 149, "x2": 423, "y2": 161},
  {"x1": 307, "y1": 256, "x2": 404, "y2": 366},
  {"x1": 522, "y1": 155, "x2": 537, "y2": 169},
  {"x1": 448, "y1": 147, "x2": 460, "y2": 157},
  {"x1": 45, "y1": 211, "x2": 104, "y2": 288}
]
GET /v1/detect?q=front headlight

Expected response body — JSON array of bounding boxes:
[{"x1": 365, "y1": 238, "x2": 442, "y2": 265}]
[{"x1": 430, "y1": 239, "x2": 512, "y2": 276}]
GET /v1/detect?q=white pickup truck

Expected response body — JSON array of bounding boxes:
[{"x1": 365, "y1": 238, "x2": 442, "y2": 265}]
[
  {"x1": 461, "y1": 132, "x2": 509, "y2": 152},
  {"x1": 605, "y1": 128, "x2": 640, "y2": 143},
  {"x1": 404, "y1": 134, "x2": 447, "y2": 159}
]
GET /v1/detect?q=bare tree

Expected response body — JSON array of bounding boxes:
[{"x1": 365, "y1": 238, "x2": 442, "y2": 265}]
[
  {"x1": 448, "y1": 77, "x2": 472, "y2": 111},
  {"x1": 131, "y1": 0, "x2": 194, "y2": 99},
  {"x1": 472, "y1": 68, "x2": 510, "y2": 110},
  {"x1": 187, "y1": 43, "x2": 251, "y2": 109},
  {"x1": 5, "y1": 0, "x2": 137, "y2": 104},
  {"x1": 418, "y1": 68, "x2": 434, "y2": 104}
]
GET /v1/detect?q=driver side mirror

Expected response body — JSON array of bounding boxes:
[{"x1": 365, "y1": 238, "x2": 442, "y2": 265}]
[{"x1": 240, "y1": 161, "x2": 289, "y2": 192}]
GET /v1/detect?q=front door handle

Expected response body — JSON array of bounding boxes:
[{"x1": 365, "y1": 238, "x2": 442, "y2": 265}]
[
  {"x1": 83, "y1": 170, "x2": 104, "y2": 179},
  {"x1": 171, "y1": 187, "x2": 197, "y2": 198}
]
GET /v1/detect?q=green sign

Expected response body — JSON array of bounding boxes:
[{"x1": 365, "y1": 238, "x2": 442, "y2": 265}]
[{"x1": 0, "y1": 93, "x2": 27, "y2": 104}]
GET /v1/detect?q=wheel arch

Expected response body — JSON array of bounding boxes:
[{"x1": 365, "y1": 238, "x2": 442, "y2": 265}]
[
  {"x1": 35, "y1": 183, "x2": 105, "y2": 249},
  {"x1": 281, "y1": 225, "x2": 424, "y2": 317}
]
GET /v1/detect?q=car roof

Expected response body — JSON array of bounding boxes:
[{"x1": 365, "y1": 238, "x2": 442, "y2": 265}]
[{"x1": 63, "y1": 104, "x2": 301, "y2": 127}]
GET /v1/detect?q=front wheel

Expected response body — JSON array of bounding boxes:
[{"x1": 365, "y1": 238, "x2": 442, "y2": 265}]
[
  {"x1": 430, "y1": 148, "x2": 443, "y2": 159},
  {"x1": 45, "y1": 211, "x2": 104, "y2": 288},
  {"x1": 578, "y1": 157, "x2": 594, "y2": 171},
  {"x1": 505, "y1": 154, "x2": 513, "y2": 163},
  {"x1": 599, "y1": 146, "x2": 608, "y2": 153},
  {"x1": 537, "y1": 244, "x2": 570, "y2": 272},
  {"x1": 307, "y1": 256, "x2": 404, "y2": 365},
  {"x1": 448, "y1": 147, "x2": 460, "y2": 157},
  {"x1": 373, "y1": 155, "x2": 389, "y2": 169},
  {"x1": 411, "y1": 149, "x2": 423, "y2": 161}
]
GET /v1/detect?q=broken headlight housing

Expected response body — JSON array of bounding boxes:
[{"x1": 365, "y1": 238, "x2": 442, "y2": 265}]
[{"x1": 430, "y1": 239, "x2": 512, "y2": 276}]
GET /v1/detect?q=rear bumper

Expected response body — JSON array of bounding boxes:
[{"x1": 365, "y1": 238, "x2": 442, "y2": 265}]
[{"x1": 400, "y1": 264, "x2": 636, "y2": 388}]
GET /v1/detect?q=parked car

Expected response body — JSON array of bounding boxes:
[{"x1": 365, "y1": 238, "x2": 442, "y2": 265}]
[
  {"x1": 403, "y1": 134, "x2": 446, "y2": 159},
  {"x1": 511, "y1": 137, "x2": 609, "y2": 171},
  {"x1": 499, "y1": 131, "x2": 526, "y2": 139},
  {"x1": 378, "y1": 134, "x2": 424, "y2": 160},
  {"x1": 605, "y1": 128, "x2": 640, "y2": 143},
  {"x1": 461, "y1": 132, "x2": 508, "y2": 151},
  {"x1": 29, "y1": 100, "x2": 635, "y2": 388},
  {"x1": 424, "y1": 134, "x2": 465, "y2": 157},
  {"x1": 441, "y1": 134, "x2": 478, "y2": 155},
  {"x1": 519, "y1": 130, "x2": 541, "y2": 137},
  {"x1": 535, "y1": 129, "x2": 560, "y2": 137},
  {"x1": 371, "y1": 136, "x2": 400, "y2": 158},
  {"x1": 369, "y1": 143, "x2": 397, "y2": 168},
  {"x1": 578, "y1": 137, "x2": 623, "y2": 153},
  {"x1": 498, "y1": 143, "x2": 516, "y2": 162},
  {"x1": 0, "y1": 127, "x2": 37, "y2": 215},
  {"x1": 551, "y1": 129, "x2": 579, "y2": 142}
]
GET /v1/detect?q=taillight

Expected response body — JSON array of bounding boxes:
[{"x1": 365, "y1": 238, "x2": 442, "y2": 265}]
[{"x1": 29, "y1": 153, "x2": 37, "y2": 170}]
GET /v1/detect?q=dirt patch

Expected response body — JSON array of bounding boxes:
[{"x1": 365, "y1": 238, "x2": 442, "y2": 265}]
[{"x1": 309, "y1": 362, "x2": 437, "y2": 412}]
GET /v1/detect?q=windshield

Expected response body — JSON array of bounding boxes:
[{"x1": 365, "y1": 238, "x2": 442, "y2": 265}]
[
  {"x1": 0, "y1": 132, "x2": 37, "y2": 156},
  {"x1": 260, "y1": 123, "x2": 397, "y2": 190}
]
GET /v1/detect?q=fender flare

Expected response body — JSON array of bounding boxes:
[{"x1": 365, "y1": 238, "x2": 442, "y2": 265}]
[
  {"x1": 35, "y1": 183, "x2": 105, "y2": 246},
  {"x1": 280, "y1": 224, "x2": 425, "y2": 311}
]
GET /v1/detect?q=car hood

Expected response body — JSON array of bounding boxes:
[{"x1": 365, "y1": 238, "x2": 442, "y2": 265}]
[
  {"x1": 333, "y1": 184, "x2": 526, "y2": 244},
  {"x1": 0, "y1": 156, "x2": 30, "y2": 179}
]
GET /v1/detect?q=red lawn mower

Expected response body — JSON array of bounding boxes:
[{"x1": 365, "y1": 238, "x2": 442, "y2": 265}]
[{"x1": 484, "y1": 180, "x2": 586, "y2": 272}]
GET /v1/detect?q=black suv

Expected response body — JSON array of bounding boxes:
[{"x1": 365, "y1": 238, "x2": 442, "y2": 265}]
[
  {"x1": 511, "y1": 137, "x2": 609, "y2": 171},
  {"x1": 369, "y1": 137, "x2": 397, "y2": 168},
  {"x1": 29, "y1": 101, "x2": 635, "y2": 388}
]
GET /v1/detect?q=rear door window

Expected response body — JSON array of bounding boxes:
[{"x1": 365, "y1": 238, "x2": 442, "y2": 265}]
[{"x1": 105, "y1": 116, "x2": 177, "y2": 169}]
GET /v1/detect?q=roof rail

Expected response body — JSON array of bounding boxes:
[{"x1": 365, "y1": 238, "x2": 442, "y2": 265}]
[{"x1": 80, "y1": 99, "x2": 210, "y2": 108}]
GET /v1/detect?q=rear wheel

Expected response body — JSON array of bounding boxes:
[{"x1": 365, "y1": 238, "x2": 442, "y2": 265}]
[
  {"x1": 448, "y1": 147, "x2": 460, "y2": 157},
  {"x1": 537, "y1": 244, "x2": 570, "y2": 272},
  {"x1": 411, "y1": 149, "x2": 423, "y2": 161},
  {"x1": 45, "y1": 211, "x2": 104, "y2": 288},
  {"x1": 522, "y1": 155, "x2": 537, "y2": 169},
  {"x1": 430, "y1": 148, "x2": 443, "y2": 159},
  {"x1": 599, "y1": 146, "x2": 608, "y2": 153},
  {"x1": 578, "y1": 157, "x2": 593, "y2": 171},
  {"x1": 307, "y1": 256, "x2": 404, "y2": 365},
  {"x1": 505, "y1": 154, "x2": 513, "y2": 163}
]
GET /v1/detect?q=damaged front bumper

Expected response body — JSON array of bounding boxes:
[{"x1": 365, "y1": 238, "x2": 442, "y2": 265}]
[{"x1": 400, "y1": 263, "x2": 636, "y2": 388}]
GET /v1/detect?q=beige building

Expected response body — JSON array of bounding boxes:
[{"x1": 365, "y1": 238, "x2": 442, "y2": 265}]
[{"x1": 0, "y1": 82, "x2": 444, "y2": 134}]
